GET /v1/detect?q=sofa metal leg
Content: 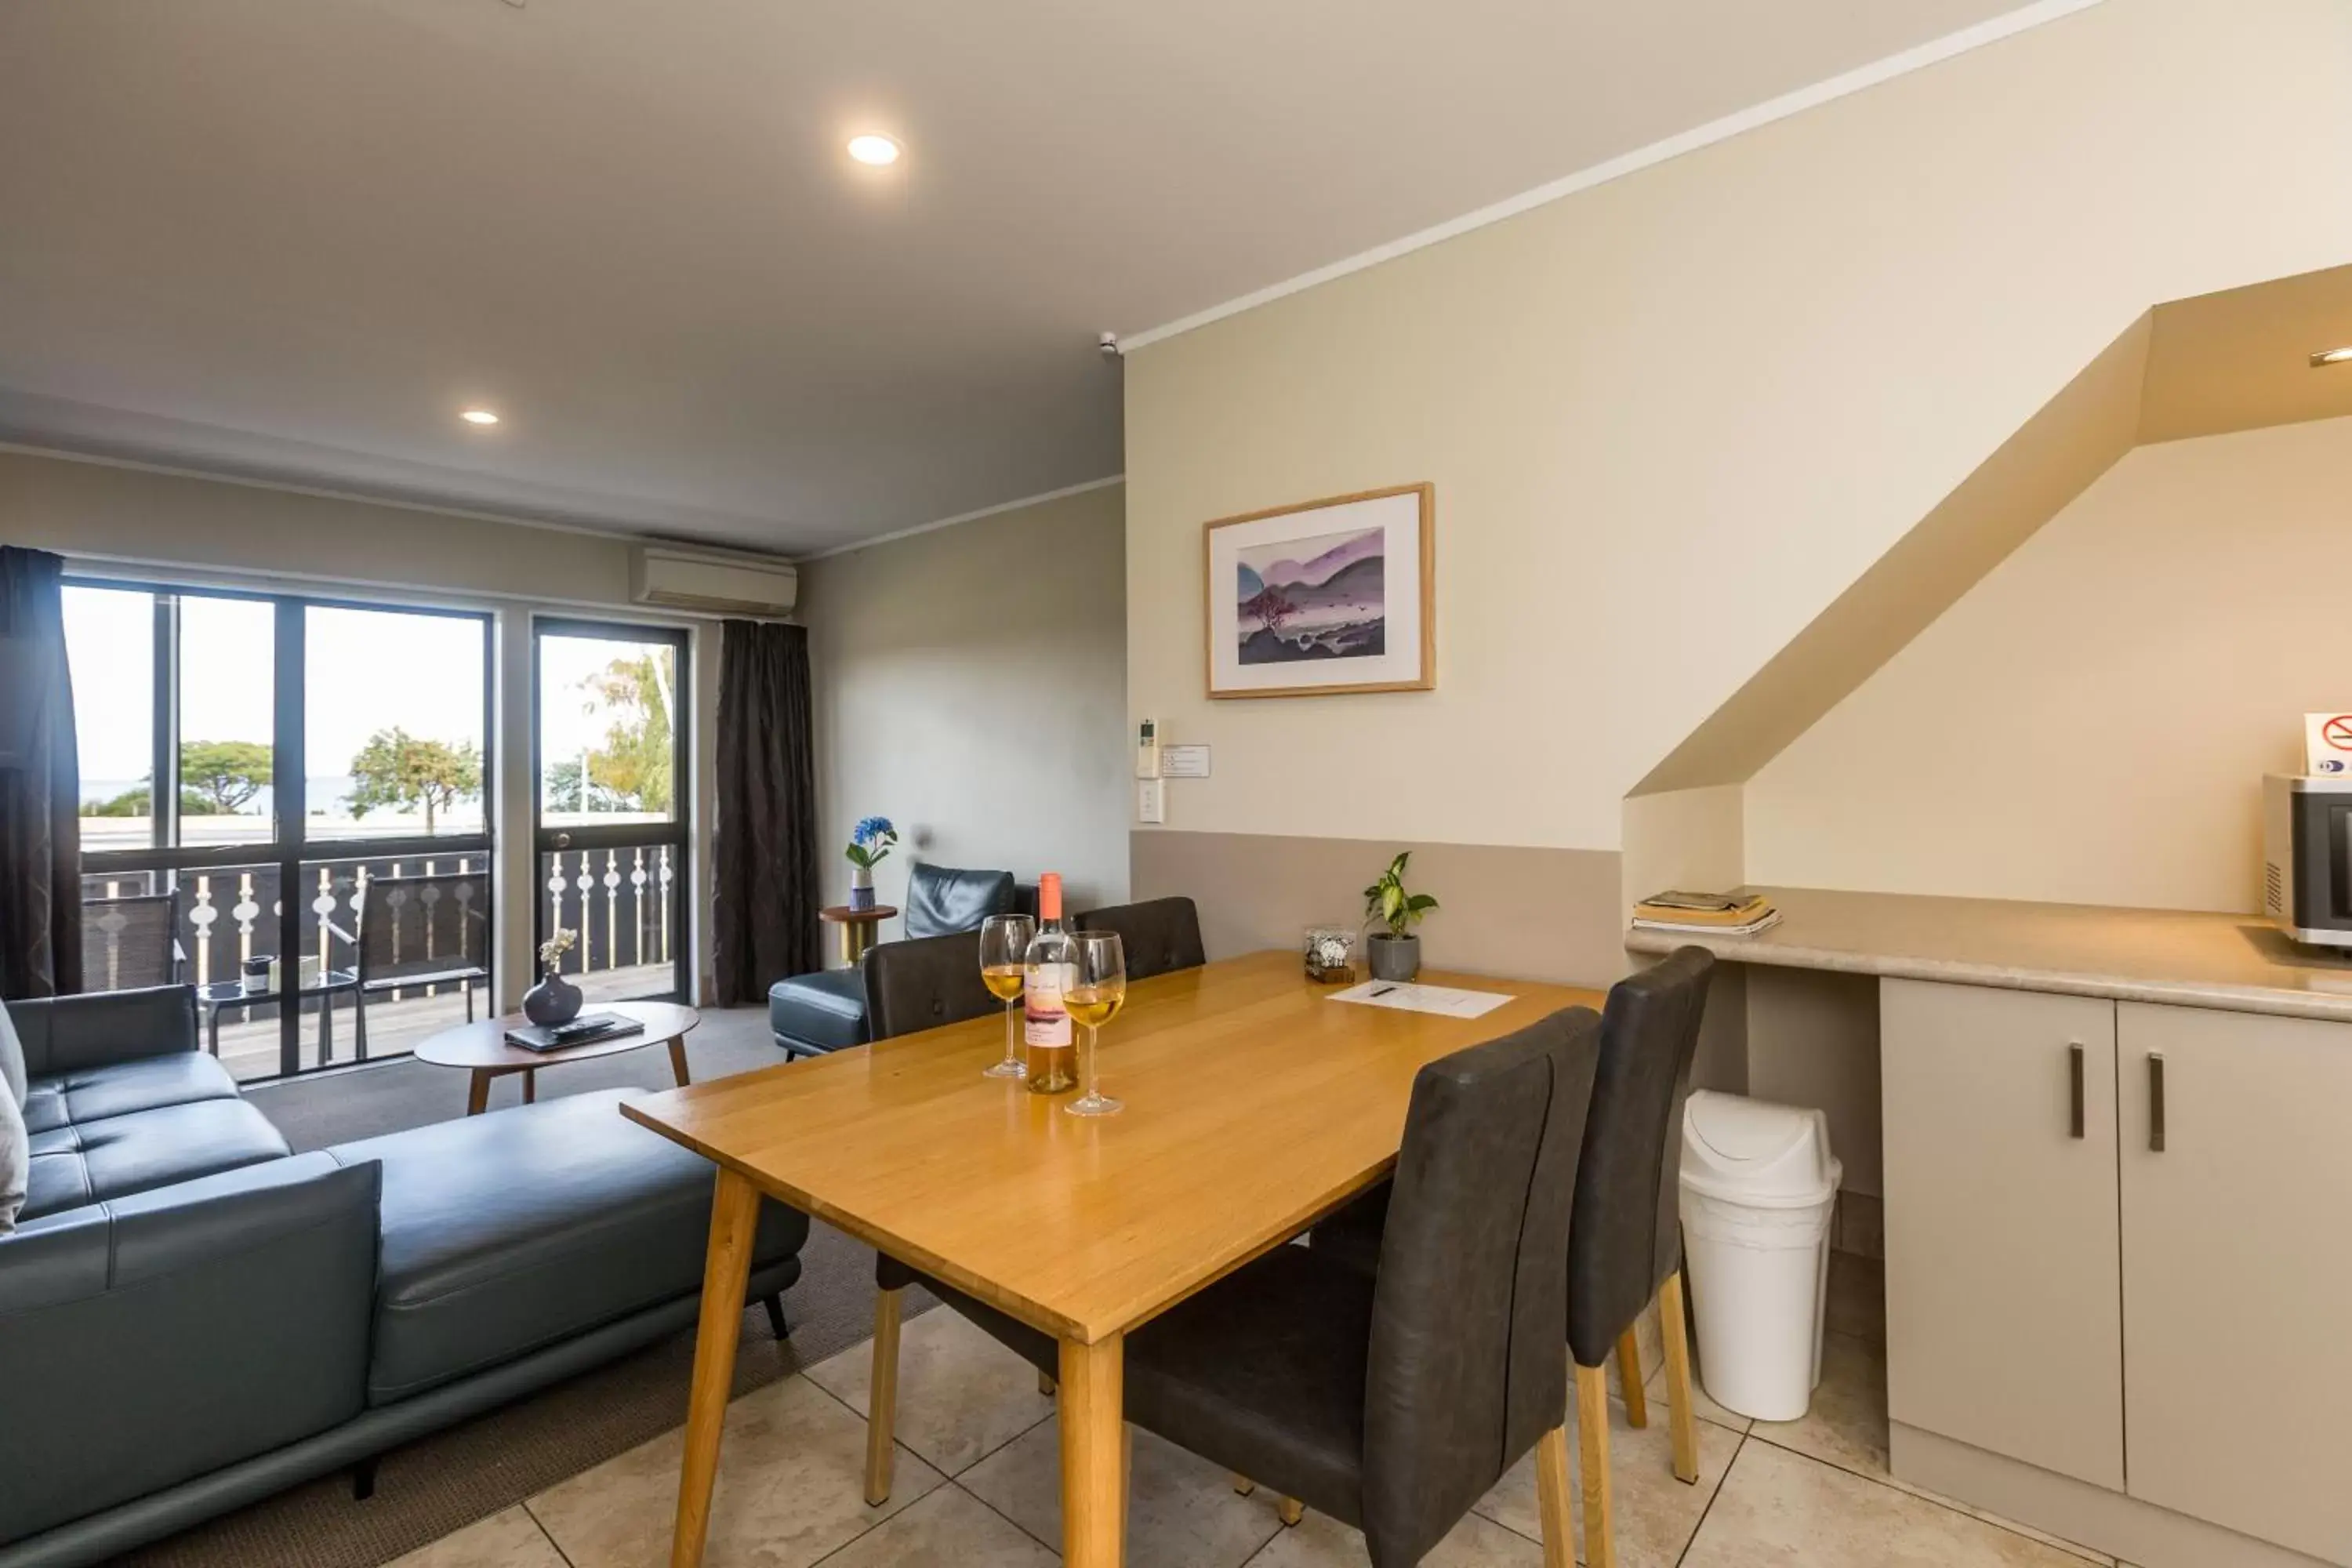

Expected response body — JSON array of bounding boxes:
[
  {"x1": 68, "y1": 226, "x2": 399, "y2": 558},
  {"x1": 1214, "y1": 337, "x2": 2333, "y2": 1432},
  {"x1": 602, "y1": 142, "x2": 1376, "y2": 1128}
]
[
  {"x1": 764, "y1": 1294, "x2": 789, "y2": 1340},
  {"x1": 351, "y1": 1457, "x2": 378, "y2": 1502}
]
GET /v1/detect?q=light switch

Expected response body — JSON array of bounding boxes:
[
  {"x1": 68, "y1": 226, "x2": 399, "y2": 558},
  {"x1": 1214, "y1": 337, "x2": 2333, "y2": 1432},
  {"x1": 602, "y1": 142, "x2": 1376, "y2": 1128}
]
[{"x1": 1136, "y1": 778, "x2": 1166, "y2": 825}]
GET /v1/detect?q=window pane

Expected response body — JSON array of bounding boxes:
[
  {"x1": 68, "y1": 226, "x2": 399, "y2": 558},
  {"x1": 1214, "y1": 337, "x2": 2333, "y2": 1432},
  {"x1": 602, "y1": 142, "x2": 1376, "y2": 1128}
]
[
  {"x1": 177, "y1": 595, "x2": 278, "y2": 848},
  {"x1": 64, "y1": 586, "x2": 156, "y2": 852},
  {"x1": 306, "y1": 607, "x2": 488, "y2": 839},
  {"x1": 539, "y1": 842, "x2": 677, "y2": 1001},
  {"x1": 539, "y1": 633, "x2": 677, "y2": 826}
]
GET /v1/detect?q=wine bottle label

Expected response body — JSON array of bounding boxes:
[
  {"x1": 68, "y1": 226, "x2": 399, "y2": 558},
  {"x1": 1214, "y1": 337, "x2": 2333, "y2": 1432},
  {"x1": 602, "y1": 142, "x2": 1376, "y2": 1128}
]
[{"x1": 1024, "y1": 962, "x2": 1073, "y2": 1047}]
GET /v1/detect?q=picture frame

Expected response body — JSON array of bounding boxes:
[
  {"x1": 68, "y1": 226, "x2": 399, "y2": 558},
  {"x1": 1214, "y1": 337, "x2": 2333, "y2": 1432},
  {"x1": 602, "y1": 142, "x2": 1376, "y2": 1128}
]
[{"x1": 1202, "y1": 482, "x2": 1435, "y2": 699}]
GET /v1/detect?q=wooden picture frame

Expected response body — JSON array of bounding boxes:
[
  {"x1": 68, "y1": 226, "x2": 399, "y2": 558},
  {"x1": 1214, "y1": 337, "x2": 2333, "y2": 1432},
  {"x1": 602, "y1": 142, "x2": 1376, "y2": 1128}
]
[{"x1": 1201, "y1": 482, "x2": 1435, "y2": 699}]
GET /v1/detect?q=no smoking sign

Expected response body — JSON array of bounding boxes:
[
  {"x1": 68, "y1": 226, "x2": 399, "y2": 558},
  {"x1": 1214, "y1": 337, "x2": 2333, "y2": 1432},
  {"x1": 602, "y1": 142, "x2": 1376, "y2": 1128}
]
[{"x1": 2307, "y1": 713, "x2": 2352, "y2": 775}]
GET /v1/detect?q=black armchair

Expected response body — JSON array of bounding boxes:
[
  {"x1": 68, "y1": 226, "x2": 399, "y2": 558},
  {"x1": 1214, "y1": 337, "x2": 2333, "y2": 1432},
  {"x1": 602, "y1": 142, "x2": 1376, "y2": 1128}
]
[{"x1": 767, "y1": 863, "x2": 1027, "y2": 1058}]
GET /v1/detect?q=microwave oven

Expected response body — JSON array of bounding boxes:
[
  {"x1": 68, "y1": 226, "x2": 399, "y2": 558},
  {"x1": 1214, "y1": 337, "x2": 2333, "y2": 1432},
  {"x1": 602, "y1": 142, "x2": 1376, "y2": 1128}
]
[{"x1": 2263, "y1": 774, "x2": 2352, "y2": 948}]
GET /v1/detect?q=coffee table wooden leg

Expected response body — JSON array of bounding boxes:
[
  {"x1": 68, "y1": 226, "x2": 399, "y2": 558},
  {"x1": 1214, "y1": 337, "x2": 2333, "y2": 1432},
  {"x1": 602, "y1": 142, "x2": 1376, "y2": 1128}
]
[
  {"x1": 523, "y1": 1067, "x2": 536, "y2": 1105},
  {"x1": 466, "y1": 1069, "x2": 492, "y2": 1116},
  {"x1": 670, "y1": 1168, "x2": 760, "y2": 1568},
  {"x1": 1060, "y1": 1333, "x2": 1126, "y2": 1567},
  {"x1": 670, "y1": 1036, "x2": 692, "y2": 1087}
]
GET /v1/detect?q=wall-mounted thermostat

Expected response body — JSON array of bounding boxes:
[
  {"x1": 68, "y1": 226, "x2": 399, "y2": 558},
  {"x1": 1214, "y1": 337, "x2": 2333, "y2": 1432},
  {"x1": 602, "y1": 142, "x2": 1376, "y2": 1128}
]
[{"x1": 1136, "y1": 717, "x2": 1161, "y2": 779}]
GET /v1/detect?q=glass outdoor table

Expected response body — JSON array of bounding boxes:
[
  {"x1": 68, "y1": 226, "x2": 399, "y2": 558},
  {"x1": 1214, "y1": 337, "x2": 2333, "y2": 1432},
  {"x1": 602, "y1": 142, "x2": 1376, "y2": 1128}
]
[{"x1": 195, "y1": 968, "x2": 361, "y2": 1064}]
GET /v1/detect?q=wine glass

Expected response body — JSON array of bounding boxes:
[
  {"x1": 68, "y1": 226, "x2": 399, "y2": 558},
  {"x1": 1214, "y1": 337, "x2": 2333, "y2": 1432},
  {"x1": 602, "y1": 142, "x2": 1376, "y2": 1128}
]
[
  {"x1": 978, "y1": 914, "x2": 1035, "y2": 1080},
  {"x1": 1064, "y1": 931, "x2": 1126, "y2": 1117}
]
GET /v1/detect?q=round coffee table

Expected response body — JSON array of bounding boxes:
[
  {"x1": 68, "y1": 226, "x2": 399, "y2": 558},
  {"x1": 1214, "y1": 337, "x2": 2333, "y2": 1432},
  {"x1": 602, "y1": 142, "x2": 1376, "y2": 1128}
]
[{"x1": 414, "y1": 1000, "x2": 701, "y2": 1116}]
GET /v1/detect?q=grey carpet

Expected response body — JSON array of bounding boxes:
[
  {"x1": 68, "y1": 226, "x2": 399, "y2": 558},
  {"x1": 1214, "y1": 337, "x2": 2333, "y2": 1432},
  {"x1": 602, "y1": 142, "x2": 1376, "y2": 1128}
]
[{"x1": 120, "y1": 1006, "x2": 935, "y2": 1568}]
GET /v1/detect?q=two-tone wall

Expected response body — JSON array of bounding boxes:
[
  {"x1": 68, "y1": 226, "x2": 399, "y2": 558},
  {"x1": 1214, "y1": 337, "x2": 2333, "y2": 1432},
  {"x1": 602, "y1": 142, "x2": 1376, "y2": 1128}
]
[{"x1": 1123, "y1": 0, "x2": 2352, "y2": 985}]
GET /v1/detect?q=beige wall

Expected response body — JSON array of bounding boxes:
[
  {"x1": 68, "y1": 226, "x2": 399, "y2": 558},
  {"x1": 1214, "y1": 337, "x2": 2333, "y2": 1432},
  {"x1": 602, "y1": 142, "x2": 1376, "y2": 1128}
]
[
  {"x1": 1, "y1": 448, "x2": 727, "y2": 1007},
  {"x1": 1123, "y1": 0, "x2": 2352, "y2": 979},
  {"x1": 801, "y1": 484, "x2": 1129, "y2": 917},
  {"x1": 1749, "y1": 416, "x2": 2352, "y2": 913}
]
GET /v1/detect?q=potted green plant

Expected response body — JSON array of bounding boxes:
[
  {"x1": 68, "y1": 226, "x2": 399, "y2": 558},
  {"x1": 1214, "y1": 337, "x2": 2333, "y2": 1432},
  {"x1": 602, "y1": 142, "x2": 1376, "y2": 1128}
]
[{"x1": 1363, "y1": 851, "x2": 1438, "y2": 982}]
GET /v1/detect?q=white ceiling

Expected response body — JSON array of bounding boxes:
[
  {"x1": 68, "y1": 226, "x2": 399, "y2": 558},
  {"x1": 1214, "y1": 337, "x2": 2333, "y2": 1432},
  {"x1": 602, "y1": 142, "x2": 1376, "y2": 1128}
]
[{"x1": 0, "y1": 0, "x2": 2034, "y2": 555}]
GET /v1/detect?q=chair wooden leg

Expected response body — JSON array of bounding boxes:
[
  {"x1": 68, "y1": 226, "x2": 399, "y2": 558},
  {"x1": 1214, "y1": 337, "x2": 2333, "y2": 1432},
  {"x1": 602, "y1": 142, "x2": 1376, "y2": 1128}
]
[
  {"x1": 1575, "y1": 1361, "x2": 1617, "y2": 1568},
  {"x1": 863, "y1": 1287, "x2": 905, "y2": 1506},
  {"x1": 1276, "y1": 1497, "x2": 1304, "y2": 1527},
  {"x1": 1617, "y1": 1325, "x2": 1649, "y2": 1428},
  {"x1": 1229, "y1": 1473, "x2": 1256, "y2": 1496},
  {"x1": 1534, "y1": 1425, "x2": 1573, "y2": 1568},
  {"x1": 1659, "y1": 1267, "x2": 1701, "y2": 1484}
]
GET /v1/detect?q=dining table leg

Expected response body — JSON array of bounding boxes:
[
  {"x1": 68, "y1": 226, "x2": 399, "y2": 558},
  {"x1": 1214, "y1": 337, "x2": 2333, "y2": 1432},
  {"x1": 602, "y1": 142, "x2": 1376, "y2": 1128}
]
[
  {"x1": 1059, "y1": 1333, "x2": 1127, "y2": 1567},
  {"x1": 669, "y1": 1167, "x2": 761, "y2": 1568}
]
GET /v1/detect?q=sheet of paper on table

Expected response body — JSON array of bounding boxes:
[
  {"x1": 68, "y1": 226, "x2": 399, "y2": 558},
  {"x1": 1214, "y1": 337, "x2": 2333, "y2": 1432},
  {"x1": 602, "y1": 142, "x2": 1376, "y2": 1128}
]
[{"x1": 1329, "y1": 980, "x2": 1515, "y2": 1018}]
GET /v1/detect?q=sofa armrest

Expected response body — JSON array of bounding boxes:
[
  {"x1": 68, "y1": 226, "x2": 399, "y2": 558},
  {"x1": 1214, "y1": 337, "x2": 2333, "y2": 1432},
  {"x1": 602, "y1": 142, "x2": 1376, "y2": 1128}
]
[
  {"x1": 5, "y1": 984, "x2": 198, "y2": 1078},
  {"x1": 0, "y1": 1153, "x2": 381, "y2": 1548}
]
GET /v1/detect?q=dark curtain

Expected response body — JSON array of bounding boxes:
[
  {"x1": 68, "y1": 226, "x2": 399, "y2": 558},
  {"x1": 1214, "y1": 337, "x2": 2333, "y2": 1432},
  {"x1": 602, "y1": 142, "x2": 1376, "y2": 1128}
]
[
  {"x1": 712, "y1": 618, "x2": 820, "y2": 1000},
  {"x1": 0, "y1": 548, "x2": 82, "y2": 999}
]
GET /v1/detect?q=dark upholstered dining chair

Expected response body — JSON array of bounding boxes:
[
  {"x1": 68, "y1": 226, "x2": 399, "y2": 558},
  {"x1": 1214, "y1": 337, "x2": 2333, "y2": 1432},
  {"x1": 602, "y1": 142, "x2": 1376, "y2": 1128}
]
[
  {"x1": 1304, "y1": 944, "x2": 1718, "y2": 1567},
  {"x1": 768, "y1": 863, "x2": 1027, "y2": 1058},
  {"x1": 863, "y1": 1007, "x2": 1606, "y2": 1567},
  {"x1": 1564, "y1": 944, "x2": 1715, "y2": 1566},
  {"x1": 1070, "y1": 895, "x2": 1204, "y2": 982},
  {"x1": 860, "y1": 929, "x2": 1001, "y2": 1042}
]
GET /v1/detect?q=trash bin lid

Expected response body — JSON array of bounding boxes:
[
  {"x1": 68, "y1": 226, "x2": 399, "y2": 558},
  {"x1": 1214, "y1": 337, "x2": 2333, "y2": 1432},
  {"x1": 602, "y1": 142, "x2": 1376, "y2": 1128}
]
[{"x1": 1681, "y1": 1089, "x2": 1840, "y2": 1205}]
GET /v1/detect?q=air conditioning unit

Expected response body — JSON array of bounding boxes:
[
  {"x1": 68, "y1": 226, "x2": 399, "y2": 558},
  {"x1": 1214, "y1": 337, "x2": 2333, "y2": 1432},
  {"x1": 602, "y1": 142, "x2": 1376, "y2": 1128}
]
[{"x1": 629, "y1": 545, "x2": 798, "y2": 615}]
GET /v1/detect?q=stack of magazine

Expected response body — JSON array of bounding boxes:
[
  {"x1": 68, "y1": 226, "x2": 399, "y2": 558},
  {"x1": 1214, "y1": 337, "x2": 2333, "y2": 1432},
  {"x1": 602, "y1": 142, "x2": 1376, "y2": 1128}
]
[{"x1": 1631, "y1": 890, "x2": 1781, "y2": 938}]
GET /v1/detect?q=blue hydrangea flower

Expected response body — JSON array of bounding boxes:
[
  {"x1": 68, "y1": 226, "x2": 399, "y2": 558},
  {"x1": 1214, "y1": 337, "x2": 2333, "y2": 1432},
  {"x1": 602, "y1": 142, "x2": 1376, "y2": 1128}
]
[{"x1": 853, "y1": 815, "x2": 895, "y2": 846}]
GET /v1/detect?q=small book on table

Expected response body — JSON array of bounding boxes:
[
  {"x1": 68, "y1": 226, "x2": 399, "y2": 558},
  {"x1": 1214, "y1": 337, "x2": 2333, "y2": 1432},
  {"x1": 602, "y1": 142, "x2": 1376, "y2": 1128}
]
[{"x1": 506, "y1": 1013, "x2": 644, "y2": 1052}]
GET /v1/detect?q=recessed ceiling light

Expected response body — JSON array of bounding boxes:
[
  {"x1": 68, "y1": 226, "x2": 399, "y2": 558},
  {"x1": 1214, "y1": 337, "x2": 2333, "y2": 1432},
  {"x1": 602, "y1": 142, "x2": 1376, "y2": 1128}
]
[
  {"x1": 460, "y1": 408, "x2": 501, "y2": 426},
  {"x1": 2310, "y1": 347, "x2": 2352, "y2": 368},
  {"x1": 846, "y1": 134, "x2": 902, "y2": 166}
]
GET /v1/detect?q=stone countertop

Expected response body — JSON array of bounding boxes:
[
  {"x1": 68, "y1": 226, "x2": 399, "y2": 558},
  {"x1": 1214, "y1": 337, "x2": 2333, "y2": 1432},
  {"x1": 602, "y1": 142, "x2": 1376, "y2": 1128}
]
[{"x1": 1625, "y1": 886, "x2": 2352, "y2": 1023}]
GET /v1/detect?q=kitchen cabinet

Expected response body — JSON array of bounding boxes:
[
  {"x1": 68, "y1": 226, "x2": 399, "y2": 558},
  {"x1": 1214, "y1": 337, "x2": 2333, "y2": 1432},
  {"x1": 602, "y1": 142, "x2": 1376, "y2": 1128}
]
[
  {"x1": 2116, "y1": 1002, "x2": 2352, "y2": 1565},
  {"x1": 1882, "y1": 978, "x2": 2123, "y2": 1489}
]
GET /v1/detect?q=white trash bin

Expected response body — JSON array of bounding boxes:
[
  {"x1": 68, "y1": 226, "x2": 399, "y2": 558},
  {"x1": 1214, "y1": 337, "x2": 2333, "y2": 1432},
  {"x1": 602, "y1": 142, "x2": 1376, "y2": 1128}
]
[{"x1": 1677, "y1": 1089, "x2": 1842, "y2": 1422}]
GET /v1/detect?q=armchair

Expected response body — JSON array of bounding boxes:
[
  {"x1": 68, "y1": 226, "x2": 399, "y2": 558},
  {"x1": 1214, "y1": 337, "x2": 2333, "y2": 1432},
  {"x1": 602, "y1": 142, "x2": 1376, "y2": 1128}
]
[{"x1": 767, "y1": 863, "x2": 1029, "y2": 1058}]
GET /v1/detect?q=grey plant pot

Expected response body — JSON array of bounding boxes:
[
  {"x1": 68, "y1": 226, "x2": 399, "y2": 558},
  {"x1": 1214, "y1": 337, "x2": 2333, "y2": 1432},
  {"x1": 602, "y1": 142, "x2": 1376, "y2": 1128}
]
[{"x1": 1367, "y1": 933, "x2": 1421, "y2": 982}]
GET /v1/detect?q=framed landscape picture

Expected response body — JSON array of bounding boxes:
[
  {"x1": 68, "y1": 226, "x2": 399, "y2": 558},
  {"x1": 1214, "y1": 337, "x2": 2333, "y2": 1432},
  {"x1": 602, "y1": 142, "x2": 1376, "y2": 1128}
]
[{"x1": 1203, "y1": 482, "x2": 1434, "y2": 699}]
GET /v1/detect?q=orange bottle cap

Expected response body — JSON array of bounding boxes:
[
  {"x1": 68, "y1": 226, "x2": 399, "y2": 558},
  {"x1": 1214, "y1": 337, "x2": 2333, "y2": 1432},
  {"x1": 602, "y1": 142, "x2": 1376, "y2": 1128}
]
[{"x1": 1038, "y1": 872, "x2": 1062, "y2": 920}]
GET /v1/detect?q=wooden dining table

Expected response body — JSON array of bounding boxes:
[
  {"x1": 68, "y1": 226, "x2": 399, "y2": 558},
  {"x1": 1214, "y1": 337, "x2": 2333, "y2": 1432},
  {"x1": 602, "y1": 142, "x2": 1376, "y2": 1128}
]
[{"x1": 622, "y1": 949, "x2": 1606, "y2": 1567}]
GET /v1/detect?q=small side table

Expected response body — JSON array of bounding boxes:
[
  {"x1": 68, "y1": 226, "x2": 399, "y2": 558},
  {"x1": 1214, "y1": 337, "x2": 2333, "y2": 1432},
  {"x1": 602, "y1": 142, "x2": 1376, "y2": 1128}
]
[{"x1": 819, "y1": 904, "x2": 897, "y2": 968}]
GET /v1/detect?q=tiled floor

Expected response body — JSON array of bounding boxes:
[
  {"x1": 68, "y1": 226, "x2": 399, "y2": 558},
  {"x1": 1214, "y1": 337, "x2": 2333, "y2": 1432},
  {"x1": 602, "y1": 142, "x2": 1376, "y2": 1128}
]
[{"x1": 387, "y1": 1259, "x2": 2125, "y2": 1568}]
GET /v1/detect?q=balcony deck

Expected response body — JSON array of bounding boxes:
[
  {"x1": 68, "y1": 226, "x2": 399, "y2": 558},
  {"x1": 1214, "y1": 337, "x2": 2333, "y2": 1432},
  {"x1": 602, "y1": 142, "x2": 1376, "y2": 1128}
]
[{"x1": 209, "y1": 962, "x2": 677, "y2": 1082}]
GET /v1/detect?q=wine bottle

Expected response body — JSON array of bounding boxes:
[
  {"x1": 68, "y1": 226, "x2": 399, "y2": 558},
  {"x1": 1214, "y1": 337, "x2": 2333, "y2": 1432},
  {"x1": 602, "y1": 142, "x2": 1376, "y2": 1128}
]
[{"x1": 1023, "y1": 873, "x2": 1077, "y2": 1094}]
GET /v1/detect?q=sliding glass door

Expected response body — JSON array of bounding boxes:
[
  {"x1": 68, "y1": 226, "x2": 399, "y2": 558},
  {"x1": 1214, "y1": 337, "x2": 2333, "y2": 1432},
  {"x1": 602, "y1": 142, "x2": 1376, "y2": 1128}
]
[
  {"x1": 65, "y1": 581, "x2": 495, "y2": 1080},
  {"x1": 533, "y1": 620, "x2": 689, "y2": 1002}
]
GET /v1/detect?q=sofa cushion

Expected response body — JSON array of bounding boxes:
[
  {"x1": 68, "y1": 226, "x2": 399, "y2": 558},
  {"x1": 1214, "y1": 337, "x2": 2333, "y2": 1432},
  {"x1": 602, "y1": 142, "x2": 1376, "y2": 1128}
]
[
  {"x1": 24, "y1": 1050, "x2": 240, "y2": 1134},
  {"x1": 328, "y1": 1090, "x2": 811, "y2": 1405},
  {"x1": 0, "y1": 999, "x2": 26, "y2": 1109},
  {"x1": 0, "y1": 1087, "x2": 25, "y2": 1233},
  {"x1": 768, "y1": 967, "x2": 869, "y2": 1054},
  {"x1": 20, "y1": 1098, "x2": 292, "y2": 1224}
]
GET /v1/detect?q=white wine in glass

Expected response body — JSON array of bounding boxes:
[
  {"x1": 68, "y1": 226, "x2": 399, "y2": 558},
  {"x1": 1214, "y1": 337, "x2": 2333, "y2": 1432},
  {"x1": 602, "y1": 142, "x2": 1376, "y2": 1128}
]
[
  {"x1": 978, "y1": 913, "x2": 1035, "y2": 1080},
  {"x1": 1065, "y1": 931, "x2": 1126, "y2": 1117}
]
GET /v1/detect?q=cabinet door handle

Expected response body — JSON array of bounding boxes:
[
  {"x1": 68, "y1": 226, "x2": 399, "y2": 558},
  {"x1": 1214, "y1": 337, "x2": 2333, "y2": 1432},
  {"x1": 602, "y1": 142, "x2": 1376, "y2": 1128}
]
[
  {"x1": 2068, "y1": 1043, "x2": 2085, "y2": 1139},
  {"x1": 2147, "y1": 1051, "x2": 2166, "y2": 1152}
]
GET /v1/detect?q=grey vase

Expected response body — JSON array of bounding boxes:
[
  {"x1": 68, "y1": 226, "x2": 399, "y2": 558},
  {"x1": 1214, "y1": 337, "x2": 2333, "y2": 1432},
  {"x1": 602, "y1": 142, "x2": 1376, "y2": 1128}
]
[
  {"x1": 523, "y1": 968, "x2": 583, "y2": 1028},
  {"x1": 1366, "y1": 933, "x2": 1421, "y2": 982}
]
